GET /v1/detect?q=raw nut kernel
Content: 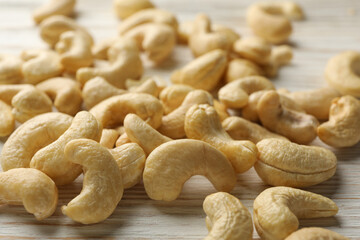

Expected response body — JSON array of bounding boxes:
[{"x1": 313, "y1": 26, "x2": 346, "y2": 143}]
[
  {"x1": 114, "y1": 0, "x2": 154, "y2": 20},
  {"x1": 233, "y1": 37, "x2": 272, "y2": 65},
  {"x1": 225, "y1": 58, "x2": 263, "y2": 83},
  {"x1": 0, "y1": 100, "x2": 15, "y2": 137},
  {"x1": 0, "y1": 54, "x2": 23, "y2": 84},
  {"x1": 255, "y1": 138, "x2": 337, "y2": 187},
  {"x1": 33, "y1": 0, "x2": 76, "y2": 24},
  {"x1": 285, "y1": 227, "x2": 349, "y2": 240}
]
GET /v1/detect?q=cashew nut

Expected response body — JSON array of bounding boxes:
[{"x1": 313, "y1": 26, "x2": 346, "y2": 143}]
[
  {"x1": 110, "y1": 143, "x2": 146, "y2": 189},
  {"x1": 11, "y1": 88, "x2": 53, "y2": 123},
  {"x1": 143, "y1": 139, "x2": 236, "y2": 201},
  {"x1": 114, "y1": 0, "x2": 154, "y2": 20},
  {"x1": 115, "y1": 132, "x2": 132, "y2": 147},
  {"x1": 325, "y1": 51, "x2": 360, "y2": 97},
  {"x1": 254, "y1": 187, "x2": 338, "y2": 240},
  {"x1": 222, "y1": 116, "x2": 287, "y2": 143},
  {"x1": 203, "y1": 192, "x2": 253, "y2": 240},
  {"x1": 318, "y1": 95, "x2": 360, "y2": 148},
  {"x1": 171, "y1": 49, "x2": 227, "y2": 91},
  {"x1": 247, "y1": 1, "x2": 303, "y2": 43},
  {"x1": 188, "y1": 14, "x2": 231, "y2": 57},
  {"x1": 124, "y1": 113, "x2": 171, "y2": 155},
  {"x1": 0, "y1": 54, "x2": 23, "y2": 84},
  {"x1": 21, "y1": 49, "x2": 64, "y2": 84},
  {"x1": 257, "y1": 90, "x2": 319, "y2": 144},
  {"x1": 0, "y1": 84, "x2": 35, "y2": 105},
  {"x1": 0, "y1": 100, "x2": 15, "y2": 137},
  {"x1": 100, "y1": 129, "x2": 120, "y2": 149},
  {"x1": 123, "y1": 23, "x2": 176, "y2": 63},
  {"x1": 285, "y1": 227, "x2": 349, "y2": 240},
  {"x1": 233, "y1": 37, "x2": 272, "y2": 65},
  {"x1": 159, "y1": 84, "x2": 194, "y2": 114},
  {"x1": 89, "y1": 92, "x2": 163, "y2": 129},
  {"x1": 92, "y1": 37, "x2": 118, "y2": 60},
  {"x1": 158, "y1": 89, "x2": 213, "y2": 139},
  {"x1": 218, "y1": 76, "x2": 275, "y2": 109},
  {"x1": 39, "y1": 15, "x2": 93, "y2": 47},
  {"x1": 30, "y1": 111, "x2": 102, "y2": 185},
  {"x1": 255, "y1": 138, "x2": 337, "y2": 187},
  {"x1": 0, "y1": 168, "x2": 58, "y2": 220},
  {"x1": 185, "y1": 104, "x2": 257, "y2": 173},
  {"x1": 263, "y1": 45, "x2": 294, "y2": 77},
  {"x1": 0, "y1": 112, "x2": 73, "y2": 171},
  {"x1": 225, "y1": 58, "x2": 263, "y2": 83},
  {"x1": 118, "y1": 8, "x2": 178, "y2": 35},
  {"x1": 55, "y1": 31, "x2": 93, "y2": 72},
  {"x1": 33, "y1": 0, "x2": 76, "y2": 24},
  {"x1": 36, "y1": 77, "x2": 82, "y2": 116},
  {"x1": 62, "y1": 139, "x2": 123, "y2": 224},
  {"x1": 213, "y1": 100, "x2": 229, "y2": 121},
  {"x1": 76, "y1": 38, "x2": 143, "y2": 89},
  {"x1": 127, "y1": 78, "x2": 161, "y2": 97}
]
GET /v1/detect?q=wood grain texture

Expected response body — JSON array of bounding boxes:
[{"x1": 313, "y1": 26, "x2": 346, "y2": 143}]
[{"x1": 1, "y1": 0, "x2": 360, "y2": 239}]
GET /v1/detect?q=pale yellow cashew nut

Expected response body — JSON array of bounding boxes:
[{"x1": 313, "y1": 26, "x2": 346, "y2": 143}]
[
  {"x1": 158, "y1": 90, "x2": 213, "y2": 139},
  {"x1": 233, "y1": 37, "x2": 272, "y2": 65},
  {"x1": 171, "y1": 49, "x2": 227, "y2": 91},
  {"x1": 0, "y1": 84, "x2": 34, "y2": 105},
  {"x1": 115, "y1": 132, "x2": 132, "y2": 147},
  {"x1": 0, "y1": 54, "x2": 23, "y2": 84},
  {"x1": 143, "y1": 139, "x2": 237, "y2": 201},
  {"x1": 21, "y1": 49, "x2": 64, "y2": 84},
  {"x1": 33, "y1": 0, "x2": 76, "y2": 24},
  {"x1": 114, "y1": 0, "x2": 154, "y2": 20},
  {"x1": 185, "y1": 104, "x2": 257, "y2": 173},
  {"x1": 0, "y1": 112, "x2": 73, "y2": 170},
  {"x1": 225, "y1": 58, "x2": 263, "y2": 83},
  {"x1": 263, "y1": 45, "x2": 293, "y2": 78},
  {"x1": 325, "y1": 51, "x2": 360, "y2": 97},
  {"x1": 30, "y1": 111, "x2": 102, "y2": 186},
  {"x1": 285, "y1": 227, "x2": 349, "y2": 240},
  {"x1": 0, "y1": 100, "x2": 15, "y2": 137},
  {"x1": 55, "y1": 31, "x2": 93, "y2": 72},
  {"x1": 100, "y1": 129, "x2": 120, "y2": 149},
  {"x1": 36, "y1": 77, "x2": 82, "y2": 116},
  {"x1": 90, "y1": 92, "x2": 163, "y2": 129},
  {"x1": 76, "y1": 38, "x2": 143, "y2": 89},
  {"x1": 203, "y1": 192, "x2": 253, "y2": 240},
  {"x1": 0, "y1": 168, "x2": 58, "y2": 220},
  {"x1": 159, "y1": 84, "x2": 194, "y2": 114},
  {"x1": 124, "y1": 113, "x2": 171, "y2": 155},
  {"x1": 127, "y1": 78, "x2": 161, "y2": 97},
  {"x1": 254, "y1": 187, "x2": 338, "y2": 240},
  {"x1": 62, "y1": 139, "x2": 123, "y2": 224},
  {"x1": 318, "y1": 95, "x2": 360, "y2": 148},
  {"x1": 255, "y1": 138, "x2": 337, "y2": 187}
]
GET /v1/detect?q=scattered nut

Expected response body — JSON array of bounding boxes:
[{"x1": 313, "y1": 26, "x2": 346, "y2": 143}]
[
  {"x1": 285, "y1": 227, "x2": 349, "y2": 240},
  {"x1": 33, "y1": 0, "x2": 76, "y2": 24},
  {"x1": 100, "y1": 129, "x2": 120, "y2": 149},
  {"x1": 0, "y1": 100, "x2": 15, "y2": 137},
  {"x1": 213, "y1": 99, "x2": 230, "y2": 121},
  {"x1": 233, "y1": 37, "x2": 271, "y2": 65},
  {"x1": 263, "y1": 45, "x2": 293, "y2": 77},
  {"x1": 159, "y1": 84, "x2": 194, "y2": 114},
  {"x1": 115, "y1": 132, "x2": 132, "y2": 147},
  {"x1": 127, "y1": 78, "x2": 161, "y2": 97},
  {"x1": 225, "y1": 58, "x2": 263, "y2": 83},
  {"x1": 114, "y1": 0, "x2": 154, "y2": 20},
  {"x1": 0, "y1": 54, "x2": 23, "y2": 84},
  {"x1": 0, "y1": 84, "x2": 34, "y2": 105}
]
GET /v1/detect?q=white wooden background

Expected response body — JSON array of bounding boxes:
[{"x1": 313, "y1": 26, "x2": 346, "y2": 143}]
[{"x1": 0, "y1": 0, "x2": 360, "y2": 239}]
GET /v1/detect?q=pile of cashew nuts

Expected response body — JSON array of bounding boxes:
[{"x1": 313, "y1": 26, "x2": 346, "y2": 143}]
[{"x1": 0, "y1": 0, "x2": 359, "y2": 239}]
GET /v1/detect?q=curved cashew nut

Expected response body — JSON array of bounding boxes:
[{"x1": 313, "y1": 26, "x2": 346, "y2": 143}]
[
  {"x1": 203, "y1": 192, "x2": 253, "y2": 240},
  {"x1": 222, "y1": 116, "x2": 287, "y2": 143},
  {"x1": 325, "y1": 51, "x2": 360, "y2": 97},
  {"x1": 55, "y1": 31, "x2": 93, "y2": 72},
  {"x1": 115, "y1": 132, "x2": 132, "y2": 147},
  {"x1": 171, "y1": 49, "x2": 227, "y2": 91},
  {"x1": 254, "y1": 187, "x2": 338, "y2": 240},
  {"x1": 11, "y1": 88, "x2": 53, "y2": 123},
  {"x1": 159, "y1": 84, "x2": 195, "y2": 114},
  {"x1": 225, "y1": 58, "x2": 263, "y2": 83},
  {"x1": 36, "y1": 77, "x2": 82, "y2": 115},
  {"x1": 0, "y1": 100, "x2": 15, "y2": 137},
  {"x1": 21, "y1": 50, "x2": 64, "y2": 84},
  {"x1": 285, "y1": 227, "x2": 349, "y2": 240},
  {"x1": 124, "y1": 23, "x2": 176, "y2": 64},
  {"x1": 213, "y1": 100, "x2": 229, "y2": 121},
  {"x1": 188, "y1": 14, "x2": 231, "y2": 57},
  {"x1": 0, "y1": 168, "x2": 58, "y2": 220},
  {"x1": 318, "y1": 95, "x2": 360, "y2": 148},
  {"x1": 100, "y1": 129, "x2": 120, "y2": 149},
  {"x1": 30, "y1": 111, "x2": 102, "y2": 185},
  {"x1": 82, "y1": 77, "x2": 126, "y2": 110},
  {"x1": 143, "y1": 139, "x2": 237, "y2": 201},
  {"x1": 280, "y1": 87, "x2": 341, "y2": 120},
  {"x1": 76, "y1": 38, "x2": 143, "y2": 89},
  {"x1": 114, "y1": 0, "x2": 154, "y2": 20},
  {"x1": 62, "y1": 139, "x2": 123, "y2": 224},
  {"x1": 264, "y1": 45, "x2": 294, "y2": 77},
  {"x1": 158, "y1": 90, "x2": 213, "y2": 139},
  {"x1": 218, "y1": 76, "x2": 275, "y2": 109},
  {"x1": 40, "y1": 15, "x2": 93, "y2": 47},
  {"x1": 0, "y1": 54, "x2": 23, "y2": 84},
  {"x1": 233, "y1": 37, "x2": 272, "y2": 65},
  {"x1": 185, "y1": 104, "x2": 257, "y2": 173},
  {"x1": 33, "y1": 0, "x2": 76, "y2": 24},
  {"x1": 127, "y1": 78, "x2": 161, "y2": 97},
  {"x1": 110, "y1": 143, "x2": 146, "y2": 189},
  {"x1": 118, "y1": 8, "x2": 178, "y2": 35},
  {"x1": 0, "y1": 84, "x2": 34, "y2": 105},
  {"x1": 257, "y1": 90, "x2": 318, "y2": 144},
  {"x1": 255, "y1": 138, "x2": 337, "y2": 187},
  {"x1": 0, "y1": 112, "x2": 73, "y2": 170},
  {"x1": 247, "y1": 2, "x2": 303, "y2": 43},
  {"x1": 90, "y1": 92, "x2": 163, "y2": 129},
  {"x1": 124, "y1": 113, "x2": 171, "y2": 155}
]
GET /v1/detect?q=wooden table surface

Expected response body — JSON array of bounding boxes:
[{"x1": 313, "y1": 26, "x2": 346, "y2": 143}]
[{"x1": 1, "y1": 0, "x2": 360, "y2": 239}]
